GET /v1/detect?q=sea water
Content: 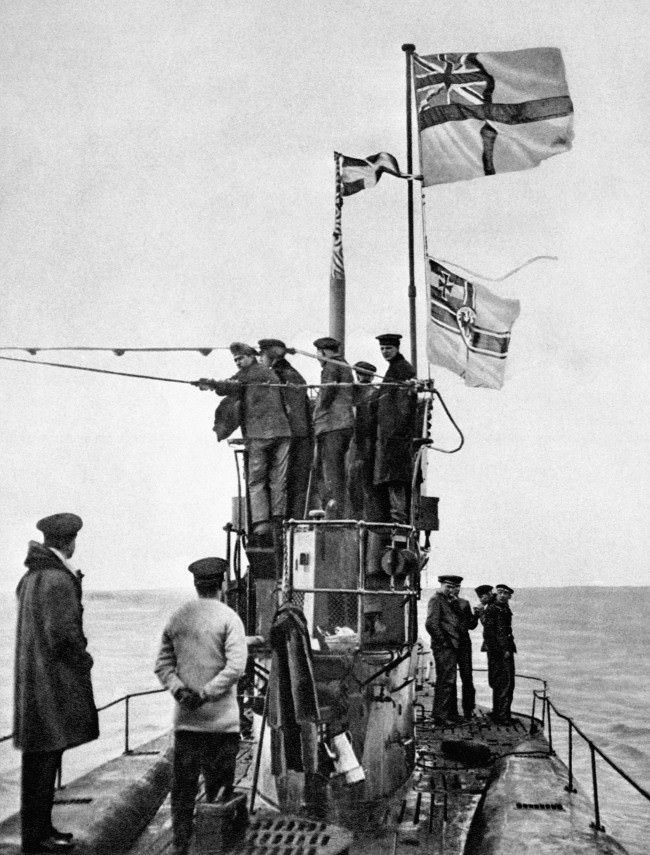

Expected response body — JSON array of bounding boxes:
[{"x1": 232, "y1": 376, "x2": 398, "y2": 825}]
[{"x1": 0, "y1": 586, "x2": 648, "y2": 853}]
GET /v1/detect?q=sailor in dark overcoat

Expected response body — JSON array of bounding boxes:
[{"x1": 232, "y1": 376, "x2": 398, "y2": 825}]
[
  {"x1": 199, "y1": 342, "x2": 291, "y2": 540},
  {"x1": 14, "y1": 513, "x2": 98, "y2": 854},
  {"x1": 483, "y1": 584, "x2": 517, "y2": 724},
  {"x1": 346, "y1": 361, "x2": 381, "y2": 521},
  {"x1": 373, "y1": 334, "x2": 417, "y2": 524},
  {"x1": 258, "y1": 338, "x2": 313, "y2": 520},
  {"x1": 425, "y1": 574, "x2": 478, "y2": 724}
]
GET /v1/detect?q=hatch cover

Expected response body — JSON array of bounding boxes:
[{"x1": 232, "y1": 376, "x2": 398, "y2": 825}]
[{"x1": 245, "y1": 814, "x2": 353, "y2": 855}]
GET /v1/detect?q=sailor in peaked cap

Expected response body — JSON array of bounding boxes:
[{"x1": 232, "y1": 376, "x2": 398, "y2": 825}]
[
  {"x1": 188, "y1": 557, "x2": 229, "y2": 583},
  {"x1": 438, "y1": 574, "x2": 463, "y2": 585},
  {"x1": 374, "y1": 331, "x2": 416, "y2": 525},
  {"x1": 313, "y1": 336, "x2": 341, "y2": 352},
  {"x1": 229, "y1": 341, "x2": 258, "y2": 357},
  {"x1": 15, "y1": 510, "x2": 97, "y2": 850},
  {"x1": 155, "y1": 555, "x2": 247, "y2": 848},
  {"x1": 353, "y1": 360, "x2": 377, "y2": 379},
  {"x1": 36, "y1": 512, "x2": 83, "y2": 542},
  {"x1": 375, "y1": 333, "x2": 403, "y2": 347},
  {"x1": 475, "y1": 584, "x2": 494, "y2": 598},
  {"x1": 426, "y1": 573, "x2": 477, "y2": 724},
  {"x1": 257, "y1": 338, "x2": 287, "y2": 353},
  {"x1": 495, "y1": 584, "x2": 514, "y2": 595}
]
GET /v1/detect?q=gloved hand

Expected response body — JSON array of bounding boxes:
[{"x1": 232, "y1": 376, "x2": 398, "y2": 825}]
[
  {"x1": 196, "y1": 378, "x2": 218, "y2": 391},
  {"x1": 173, "y1": 687, "x2": 204, "y2": 711}
]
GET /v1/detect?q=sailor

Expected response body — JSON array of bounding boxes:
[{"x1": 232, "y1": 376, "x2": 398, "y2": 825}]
[
  {"x1": 373, "y1": 333, "x2": 417, "y2": 524},
  {"x1": 312, "y1": 336, "x2": 354, "y2": 517},
  {"x1": 483, "y1": 584, "x2": 517, "y2": 724},
  {"x1": 474, "y1": 584, "x2": 495, "y2": 652},
  {"x1": 258, "y1": 338, "x2": 313, "y2": 520},
  {"x1": 198, "y1": 343, "x2": 291, "y2": 544},
  {"x1": 344, "y1": 361, "x2": 380, "y2": 521},
  {"x1": 154, "y1": 558, "x2": 248, "y2": 855},
  {"x1": 14, "y1": 513, "x2": 99, "y2": 854},
  {"x1": 425, "y1": 574, "x2": 478, "y2": 725}
]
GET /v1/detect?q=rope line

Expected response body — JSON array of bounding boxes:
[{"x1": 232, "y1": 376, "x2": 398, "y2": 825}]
[
  {"x1": 436, "y1": 254, "x2": 558, "y2": 282},
  {"x1": 0, "y1": 354, "x2": 422, "y2": 389},
  {"x1": 0, "y1": 346, "x2": 228, "y2": 354}
]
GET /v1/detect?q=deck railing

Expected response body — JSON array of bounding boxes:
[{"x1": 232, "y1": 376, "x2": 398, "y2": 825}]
[
  {"x1": 1, "y1": 687, "x2": 168, "y2": 788},
  {"x1": 416, "y1": 651, "x2": 650, "y2": 835},
  {"x1": 532, "y1": 688, "x2": 650, "y2": 832}
]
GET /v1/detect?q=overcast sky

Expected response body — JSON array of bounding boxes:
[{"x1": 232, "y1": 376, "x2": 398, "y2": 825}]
[{"x1": 0, "y1": 0, "x2": 648, "y2": 590}]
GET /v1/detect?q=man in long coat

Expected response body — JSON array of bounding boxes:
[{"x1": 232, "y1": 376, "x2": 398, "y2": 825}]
[
  {"x1": 425, "y1": 574, "x2": 478, "y2": 725},
  {"x1": 258, "y1": 338, "x2": 313, "y2": 520},
  {"x1": 483, "y1": 583, "x2": 517, "y2": 724},
  {"x1": 373, "y1": 333, "x2": 417, "y2": 524},
  {"x1": 346, "y1": 361, "x2": 381, "y2": 521},
  {"x1": 14, "y1": 513, "x2": 98, "y2": 854},
  {"x1": 199, "y1": 342, "x2": 291, "y2": 543}
]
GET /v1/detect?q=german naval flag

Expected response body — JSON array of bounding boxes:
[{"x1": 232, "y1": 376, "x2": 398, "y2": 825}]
[
  {"x1": 426, "y1": 259, "x2": 520, "y2": 389},
  {"x1": 414, "y1": 47, "x2": 574, "y2": 185}
]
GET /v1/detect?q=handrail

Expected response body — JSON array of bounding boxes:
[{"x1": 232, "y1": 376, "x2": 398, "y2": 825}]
[
  {"x1": 533, "y1": 689, "x2": 650, "y2": 808},
  {"x1": 1, "y1": 687, "x2": 168, "y2": 787}
]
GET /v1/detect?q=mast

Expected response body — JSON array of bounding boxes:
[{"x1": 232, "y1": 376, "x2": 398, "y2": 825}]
[
  {"x1": 402, "y1": 43, "x2": 417, "y2": 372},
  {"x1": 329, "y1": 152, "x2": 345, "y2": 349}
]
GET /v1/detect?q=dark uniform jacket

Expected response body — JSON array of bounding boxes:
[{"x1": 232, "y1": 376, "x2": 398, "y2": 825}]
[
  {"x1": 213, "y1": 362, "x2": 290, "y2": 440},
  {"x1": 14, "y1": 542, "x2": 99, "y2": 752},
  {"x1": 425, "y1": 592, "x2": 477, "y2": 650},
  {"x1": 272, "y1": 357, "x2": 312, "y2": 438},
  {"x1": 483, "y1": 601, "x2": 517, "y2": 653},
  {"x1": 313, "y1": 359, "x2": 354, "y2": 436},
  {"x1": 351, "y1": 385, "x2": 379, "y2": 461},
  {"x1": 374, "y1": 352, "x2": 417, "y2": 485}
]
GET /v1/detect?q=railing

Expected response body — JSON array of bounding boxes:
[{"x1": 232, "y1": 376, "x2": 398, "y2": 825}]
[
  {"x1": 415, "y1": 649, "x2": 650, "y2": 835},
  {"x1": 533, "y1": 688, "x2": 650, "y2": 833},
  {"x1": 1, "y1": 687, "x2": 168, "y2": 788}
]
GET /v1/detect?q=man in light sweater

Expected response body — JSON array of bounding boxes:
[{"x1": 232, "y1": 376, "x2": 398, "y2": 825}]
[{"x1": 154, "y1": 557, "x2": 247, "y2": 855}]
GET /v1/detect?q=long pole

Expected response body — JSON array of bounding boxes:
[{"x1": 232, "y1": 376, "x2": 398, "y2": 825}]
[
  {"x1": 329, "y1": 152, "x2": 345, "y2": 350},
  {"x1": 402, "y1": 43, "x2": 417, "y2": 372}
]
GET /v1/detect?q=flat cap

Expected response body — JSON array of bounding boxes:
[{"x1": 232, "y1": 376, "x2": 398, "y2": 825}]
[
  {"x1": 313, "y1": 336, "x2": 340, "y2": 351},
  {"x1": 229, "y1": 341, "x2": 257, "y2": 357},
  {"x1": 376, "y1": 333, "x2": 402, "y2": 346},
  {"x1": 36, "y1": 513, "x2": 83, "y2": 539},
  {"x1": 257, "y1": 338, "x2": 286, "y2": 351},
  {"x1": 188, "y1": 557, "x2": 229, "y2": 581},
  {"x1": 438, "y1": 574, "x2": 463, "y2": 585},
  {"x1": 496, "y1": 583, "x2": 514, "y2": 594},
  {"x1": 475, "y1": 585, "x2": 494, "y2": 597},
  {"x1": 353, "y1": 361, "x2": 377, "y2": 374}
]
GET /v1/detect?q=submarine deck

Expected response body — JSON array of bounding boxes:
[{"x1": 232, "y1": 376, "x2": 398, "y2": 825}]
[{"x1": 0, "y1": 693, "x2": 631, "y2": 855}]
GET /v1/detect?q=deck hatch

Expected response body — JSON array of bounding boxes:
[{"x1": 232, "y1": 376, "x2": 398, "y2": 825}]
[{"x1": 516, "y1": 802, "x2": 564, "y2": 810}]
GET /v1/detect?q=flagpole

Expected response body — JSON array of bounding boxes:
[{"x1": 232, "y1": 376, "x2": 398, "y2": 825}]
[
  {"x1": 329, "y1": 152, "x2": 345, "y2": 351},
  {"x1": 402, "y1": 43, "x2": 417, "y2": 372}
]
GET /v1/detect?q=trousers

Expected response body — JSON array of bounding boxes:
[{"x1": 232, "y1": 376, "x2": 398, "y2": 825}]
[
  {"x1": 489, "y1": 651, "x2": 515, "y2": 721},
  {"x1": 246, "y1": 437, "x2": 290, "y2": 524},
  {"x1": 21, "y1": 749, "x2": 63, "y2": 847},
  {"x1": 432, "y1": 641, "x2": 475, "y2": 720},
  {"x1": 287, "y1": 435, "x2": 313, "y2": 520},
  {"x1": 171, "y1": 730, "x2": 240, "y2": 848},
  {"x1": 316, "y1": 428, "x2": 352, "y2": 514}
]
